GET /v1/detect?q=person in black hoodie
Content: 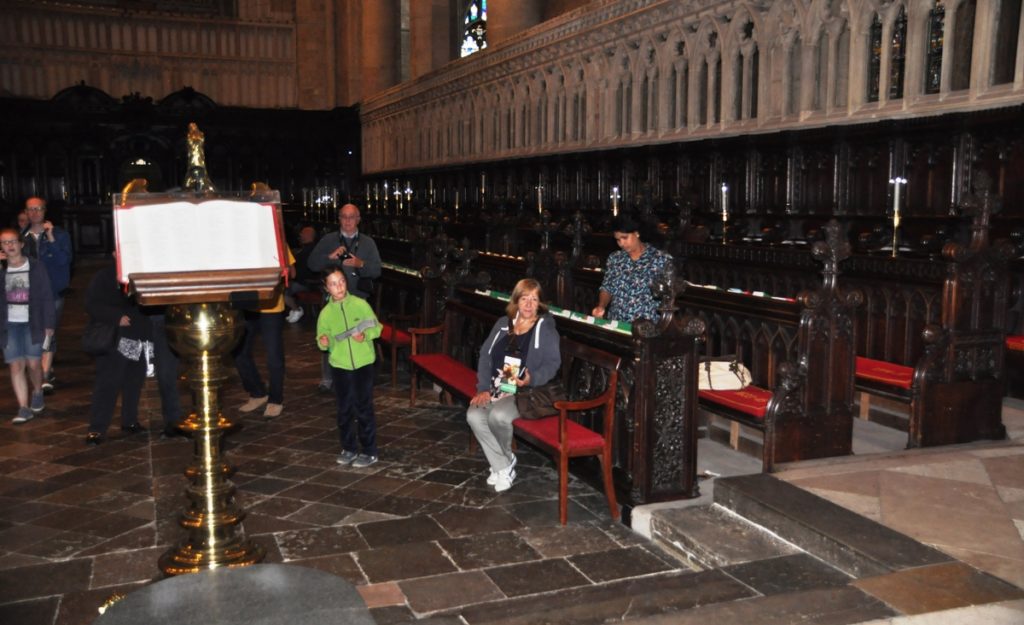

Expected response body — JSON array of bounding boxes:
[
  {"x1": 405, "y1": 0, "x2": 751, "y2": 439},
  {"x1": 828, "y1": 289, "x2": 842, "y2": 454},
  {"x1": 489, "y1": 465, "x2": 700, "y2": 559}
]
[{"x1": 84, "y1": 262, "x2": 152, "y2": 445}]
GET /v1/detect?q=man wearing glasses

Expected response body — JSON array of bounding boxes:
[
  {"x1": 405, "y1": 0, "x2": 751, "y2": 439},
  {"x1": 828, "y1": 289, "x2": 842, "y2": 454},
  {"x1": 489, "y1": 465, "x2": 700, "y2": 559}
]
[
  {"x1": 21, "y1": 198, "x2": 72, "y2": 395},
  {"x1": 308, "y1": 204, "x2": 382, "y2": 391}
]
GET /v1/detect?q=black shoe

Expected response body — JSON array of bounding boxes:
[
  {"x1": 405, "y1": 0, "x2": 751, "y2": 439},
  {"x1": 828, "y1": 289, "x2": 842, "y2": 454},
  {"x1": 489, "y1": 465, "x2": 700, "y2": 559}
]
[
  {"x1": 121, "y1": 423, "x2": 145, "y2": 435},
  {"x1": 85, "y1": 432, "x2": 103, "y2": 446},
  {"x1": 41, "y1": 381, "x2": 55, "y2": 396},
  {"x1": 316, "y1": 382, "x2": 333, "y2": 394},
  {"x1": 160, "y1": 426, "x2": 188, "y2": 440}
]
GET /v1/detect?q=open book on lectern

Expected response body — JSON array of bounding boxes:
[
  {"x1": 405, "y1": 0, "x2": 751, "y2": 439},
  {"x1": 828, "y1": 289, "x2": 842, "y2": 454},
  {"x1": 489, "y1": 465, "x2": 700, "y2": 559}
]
[
  {"x1": 112, "y1": 195, "x2": 288, "y2": 306},
  {"x1": 114, "y1": 198, "x2": 286, "y2": 283}
]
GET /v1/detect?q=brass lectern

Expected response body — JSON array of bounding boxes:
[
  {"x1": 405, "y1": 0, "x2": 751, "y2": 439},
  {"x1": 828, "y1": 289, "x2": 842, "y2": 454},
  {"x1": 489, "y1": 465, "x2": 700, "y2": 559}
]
[{"x1": 113, "y1": 189, "x2": 288, "y2": 575}]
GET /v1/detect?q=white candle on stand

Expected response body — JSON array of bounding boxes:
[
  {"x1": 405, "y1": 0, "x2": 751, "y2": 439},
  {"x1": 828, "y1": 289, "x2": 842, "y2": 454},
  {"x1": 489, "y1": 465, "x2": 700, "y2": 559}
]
[
  {"x1": 537, "y1": 185, "x2": 543, "y2": 215},
  {"x1": 889, "y1": 177, "x2": 906, "y2": 228},
  {"x1": 721, "y1": 183, "x2": 729, "y2": 222},
  {"x1": 611, "y1": 186, "x2": 620, "y2": 217}
]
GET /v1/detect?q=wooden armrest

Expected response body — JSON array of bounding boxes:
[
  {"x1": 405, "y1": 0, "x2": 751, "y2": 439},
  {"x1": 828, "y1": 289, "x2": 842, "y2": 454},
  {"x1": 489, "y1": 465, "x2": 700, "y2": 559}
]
[
  {"x1": 409, "y1": 324, "x2": 444, "y2": 336},
  {"x1": 409, "y1": 323, "x2": 444, "y2": 355},
  {"x1": 553, "y1": 388, "x2": 614, "y2": 412}
]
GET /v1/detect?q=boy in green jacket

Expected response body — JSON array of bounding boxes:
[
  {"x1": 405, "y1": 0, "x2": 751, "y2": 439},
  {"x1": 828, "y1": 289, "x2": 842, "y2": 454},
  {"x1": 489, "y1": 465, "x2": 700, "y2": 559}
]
[{"x1": 317, "y1": 268, "x2": 382, "y2": 468}]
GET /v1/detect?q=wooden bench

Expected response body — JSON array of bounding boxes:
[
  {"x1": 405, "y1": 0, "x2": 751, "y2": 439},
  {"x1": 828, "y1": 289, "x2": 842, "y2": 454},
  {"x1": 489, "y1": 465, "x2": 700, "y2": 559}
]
[
  {"x1": 408, "y1": 300, "x2": 497, "y2": 408},
  {"x1": 1007, "y1": 335, "x2": 1024, "y2": 399},
  {"x1": 512, "y1": 337, "x2": 621, "y2": 525},
  {"x1": 854, "y1": 180, "x2": 1013, "y2": 447},
  {"x1": 690, "y1": 221, "x2": 862, "y2": 471}
]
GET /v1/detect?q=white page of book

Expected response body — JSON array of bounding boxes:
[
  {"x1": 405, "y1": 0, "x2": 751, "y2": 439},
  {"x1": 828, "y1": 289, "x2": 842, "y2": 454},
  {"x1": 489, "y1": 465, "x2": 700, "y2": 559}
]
[{"x1": 115, "y1": 200, "x2": 282, "y2": 282}]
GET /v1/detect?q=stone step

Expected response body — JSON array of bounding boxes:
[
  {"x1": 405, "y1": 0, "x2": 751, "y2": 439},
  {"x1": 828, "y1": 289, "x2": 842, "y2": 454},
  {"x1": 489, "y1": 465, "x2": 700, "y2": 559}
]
[
  {"x1": 712, "y1": 473, "x2": 952, "y2": 578},
  {"x1": 649, "y1": 505, "x2": 799, "y2": 570}
]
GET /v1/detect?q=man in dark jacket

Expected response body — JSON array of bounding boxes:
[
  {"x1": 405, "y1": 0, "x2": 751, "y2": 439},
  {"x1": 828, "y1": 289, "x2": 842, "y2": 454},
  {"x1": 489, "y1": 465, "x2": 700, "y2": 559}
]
[{"x1": 21, "y1": 197, "x2": 73, "y2": 394}]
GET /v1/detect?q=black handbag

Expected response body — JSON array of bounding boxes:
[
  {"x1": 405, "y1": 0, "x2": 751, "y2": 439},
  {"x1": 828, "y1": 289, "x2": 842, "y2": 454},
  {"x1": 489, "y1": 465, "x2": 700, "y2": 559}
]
[
  {"x1": 81, "y1": 320, "x2": 118, "y2": 356},
  {"x1": 515, "y1": 379, "x2": 568, "y2": 420}
]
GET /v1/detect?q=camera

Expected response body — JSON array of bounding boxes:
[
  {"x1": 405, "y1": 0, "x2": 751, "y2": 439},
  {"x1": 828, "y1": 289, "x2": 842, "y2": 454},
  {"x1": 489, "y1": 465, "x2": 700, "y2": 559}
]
[{"x1": 339, "y1": 251, "x2": 352, "y2": 261}]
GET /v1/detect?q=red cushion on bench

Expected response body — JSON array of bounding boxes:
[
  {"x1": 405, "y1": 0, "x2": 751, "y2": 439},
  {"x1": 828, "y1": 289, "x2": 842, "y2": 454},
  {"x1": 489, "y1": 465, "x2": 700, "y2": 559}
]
[
  {"x1": 409, "y1": 353, "x2": 478, "y2": 399},
  {"x1": 380, "y1": 323, "x2": 411, "y2": 346},
  {"x1": 698, "y1": 386, "x2": 773, "y2": 419},
  {"x1": 1007, "y1": 336, "x2": 1024, "y2": 352},
  {"x1": 513, "y1": 416, "x2": 605, "y2": 452},
  {"x1": 855, "y1": 357, "x2": 913, "y2": 389}
]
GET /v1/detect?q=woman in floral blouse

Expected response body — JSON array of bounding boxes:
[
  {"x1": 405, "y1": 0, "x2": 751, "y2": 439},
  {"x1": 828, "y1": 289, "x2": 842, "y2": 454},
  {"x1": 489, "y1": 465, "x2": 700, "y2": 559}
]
[{"x1": 591, "y1": 213, "x2": 673, "y2": 323}]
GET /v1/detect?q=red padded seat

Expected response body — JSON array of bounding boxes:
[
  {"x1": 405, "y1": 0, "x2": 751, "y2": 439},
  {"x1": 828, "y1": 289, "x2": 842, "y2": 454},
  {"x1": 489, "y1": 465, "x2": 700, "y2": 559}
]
[
  {"x1": 408, "y1": 353, "x2": 477, "y2": 399},
  {"x1": 698, "y1": 386, "x2": 773, "y2": 419},
  {"x1": 855, "y1": 356, "x2": 913, "y2": 389},
  {"x1": 1007, "y1": 336, "x2": 1024, "y2": 352},
  {"x1": 513, "y1": 417, "x2": 605, "y2": 452},
  {"x1": 380, "y1": 324, "x2": 411, "y2": 346}
]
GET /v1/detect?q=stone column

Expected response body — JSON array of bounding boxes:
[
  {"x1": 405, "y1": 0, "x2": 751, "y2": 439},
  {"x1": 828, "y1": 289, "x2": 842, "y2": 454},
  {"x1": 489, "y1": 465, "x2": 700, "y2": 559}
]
[
  {"x1": 362, "y1": 0, "x2": 400, "y2": 99},
  {"x1": 410, "y1": 0, "x2": 454, "y2": 80},
  {"x1": 487, "y1": 0, "x2": 544, "y2": 47}
]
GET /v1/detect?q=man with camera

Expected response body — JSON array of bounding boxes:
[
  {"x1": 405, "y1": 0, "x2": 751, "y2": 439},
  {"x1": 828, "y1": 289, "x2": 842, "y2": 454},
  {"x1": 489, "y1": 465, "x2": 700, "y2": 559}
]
[{"x1": 307, "y1": 203, "x2": 382, "y2": 391}]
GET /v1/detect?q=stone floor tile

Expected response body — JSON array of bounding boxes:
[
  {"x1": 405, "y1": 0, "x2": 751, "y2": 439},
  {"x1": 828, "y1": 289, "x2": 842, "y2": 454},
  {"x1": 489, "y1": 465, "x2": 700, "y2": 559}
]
[
  {"x1": 357, "y1": 581, "x2": 407, "y2": 608},
  {"x1": 357, "y1": 515, "x2": 450, "y2": 548},
  {"x1": 400, "y1": 570, "x2": 505, "y2": 615},
  {"x1": 90, "y1": 546, "x2": 165, "y2": 588},
  {"x1": 518, "y1": 523, "x2": 622, "y2": 558},
  {"x1": 286, "y1": 501, "x2": 357, "y2": 526},
  {"x1": 484, "y1": 558, "x2": 589, "y2": 598},
  {"x1": 356, "y1": 541, "x2": 457, "y2": 583},
  {"x1": 290, "y1": 553, "x2": 367, "y2": 585},
  {"x1": 430, "y1": 506, "x2": 523, "y2": 538},
  {"x1": 0, "y1": 558, "x2": 92, "y2": 604},
  {"x1": 440, "y1": 531, "x2": 541, "y2": 569},
  {"x1": 568, "y1": 545, "x2": 676, "y2": 583},
  {"x1": 852, "y1": 561, "x2": 1024, "y2": 615},
  {"x1": 274, "y1": 524, "x2": 367, "y2": 560}
]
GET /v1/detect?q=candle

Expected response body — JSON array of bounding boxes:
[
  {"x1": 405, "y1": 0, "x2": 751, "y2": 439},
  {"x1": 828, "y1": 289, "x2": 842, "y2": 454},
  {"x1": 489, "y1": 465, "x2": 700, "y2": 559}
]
[
  {"x1": 889, "y1": 176, "x2": 906, "y2": 226},
  {"x1": 889, "y1": 176, "x2": 907, "y2": 257},
  {"x1": 537, "y1": 185, "x2": 543, "y2": 215},
  {"x1": 404, "y1": 184, "x2": 412, "y2": 201},
  {"x1": 611, "y1": 186, "x2": 620, "y2": 217},
  {"x1": 721, "y1": 183, "x2": 729, "y2": 221},
  {"x1": 481, "y1": 173, "x2": 486, "y2": 195}
]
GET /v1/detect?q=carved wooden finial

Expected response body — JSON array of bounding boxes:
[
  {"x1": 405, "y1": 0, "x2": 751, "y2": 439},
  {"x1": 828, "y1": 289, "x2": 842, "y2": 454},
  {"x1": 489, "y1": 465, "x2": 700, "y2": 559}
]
[
  {"x1": 811, "y1": 219, "x2": 851, "y2": 292},
  {"x1": 650, "y1": 262, "x2": 684, "y2": 313},
  {"x1": 960, "y1": 170, "x2": 1001, "y2": 251}
]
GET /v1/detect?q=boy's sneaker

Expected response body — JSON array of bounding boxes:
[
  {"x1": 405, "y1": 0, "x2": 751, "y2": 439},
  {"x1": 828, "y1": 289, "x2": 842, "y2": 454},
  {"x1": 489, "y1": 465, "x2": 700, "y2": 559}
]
[
  {"x1": 30, "y1": 391, "x2": 45, "y2": 414},
  {"x1": 487, "y1": 454, "x2": 516, "y2": 486},
  {"x1": 336, "y1": 450, "x2": 359, "y2": 465},
  {"x1": 12, "y1": 406, "x2": 34, "y2": 424},
  {"x1": 494, "y1": 465, "x2": 516, "y2": 492},
  {"x1": 286, "y1": 308, "x2": 304, "y2": 324},
  {"x1": 351, "y1": 454, "x2": 378, "y2": 469},
  {"x1": 41, "y1": 381, "x2": 55, "y2": 395}
]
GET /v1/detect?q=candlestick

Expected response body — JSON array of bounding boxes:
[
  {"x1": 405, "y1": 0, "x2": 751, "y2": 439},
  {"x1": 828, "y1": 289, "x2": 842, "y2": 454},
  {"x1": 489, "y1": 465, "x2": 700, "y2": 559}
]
[
  {"x1": 720, "y1": 183, "x2": 729, "y2": 222},
  {"x1": 611, "y1": 186, "x2": 621, "y2": 217},
  {"x1": 537, "y1": 185, "x2": 543, "y2": 215},
  {"x1": 889, "y1": 176, "x2": 907, "y2": 257},
  {"x1": 455, "y1": 191, "x2": 460, "y2": 220}
]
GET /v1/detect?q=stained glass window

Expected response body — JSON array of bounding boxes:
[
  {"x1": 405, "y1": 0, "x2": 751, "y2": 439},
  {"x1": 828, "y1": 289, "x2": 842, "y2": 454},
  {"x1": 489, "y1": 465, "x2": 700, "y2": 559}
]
[
  {"x1": 924, "y1": 1, "x2": 945, "y2": 94},
  {"x1": 461, "y1": 0, "x2": 487, "y2": 58},
  {"x1": 889, "y1": 6, "x2": 907, "y2": 100},
  {"x1": 867, "y1": 13, "x2": 882, "y2": 102}
]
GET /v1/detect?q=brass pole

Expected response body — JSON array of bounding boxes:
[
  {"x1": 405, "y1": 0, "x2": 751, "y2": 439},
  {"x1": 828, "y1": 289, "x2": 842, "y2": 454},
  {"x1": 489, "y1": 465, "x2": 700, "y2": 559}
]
[{"x1": 158, "y1": 303, "x2": 264, "y2": 575}]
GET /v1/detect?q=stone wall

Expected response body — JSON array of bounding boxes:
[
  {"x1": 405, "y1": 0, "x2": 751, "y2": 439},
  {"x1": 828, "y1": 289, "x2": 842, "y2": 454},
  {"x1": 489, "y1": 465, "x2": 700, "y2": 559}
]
[{"x1": 361, "y1": 0, "x2": 1024, "y2": 175}]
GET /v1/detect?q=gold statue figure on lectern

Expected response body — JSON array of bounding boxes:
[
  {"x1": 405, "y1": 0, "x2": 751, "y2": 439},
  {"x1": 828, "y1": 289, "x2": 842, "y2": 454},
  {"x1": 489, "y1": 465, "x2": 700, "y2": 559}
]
[{"x1": 184, "y1": 122, "x2": 216, "y2": 192}]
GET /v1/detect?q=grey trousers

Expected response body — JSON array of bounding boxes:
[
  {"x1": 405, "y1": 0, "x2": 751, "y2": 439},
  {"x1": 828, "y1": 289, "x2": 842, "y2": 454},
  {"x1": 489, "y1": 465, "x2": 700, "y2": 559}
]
[{"x1": 466, "y1": 394, "x2": 518, "y2": 472}]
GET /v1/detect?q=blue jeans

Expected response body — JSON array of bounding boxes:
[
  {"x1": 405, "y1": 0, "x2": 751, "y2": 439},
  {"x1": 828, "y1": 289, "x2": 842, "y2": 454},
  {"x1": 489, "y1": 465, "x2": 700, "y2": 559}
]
[
  {"x1": 331, "y1": 363, "x2": 376, "y2": 456},
  {"x1": 234, "y1": 311, "x2": 285, "y2": 404}
]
